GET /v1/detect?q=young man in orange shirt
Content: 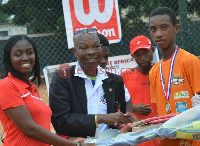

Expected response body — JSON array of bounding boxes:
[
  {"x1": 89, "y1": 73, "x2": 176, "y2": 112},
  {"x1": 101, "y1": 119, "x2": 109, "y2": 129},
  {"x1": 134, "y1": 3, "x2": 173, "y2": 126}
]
[
  {"x1": 120, "y1": 35, "x2": 159, "y2": 146},
  {"x1": 149, "y1": 7, "x2": 200, "y2": 146}
]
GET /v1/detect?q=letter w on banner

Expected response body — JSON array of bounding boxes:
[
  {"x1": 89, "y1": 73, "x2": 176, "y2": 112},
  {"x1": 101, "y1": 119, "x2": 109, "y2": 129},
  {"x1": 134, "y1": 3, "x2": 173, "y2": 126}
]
[{"x1": 62, "y1": 0, "x2": 122, "y2": 49}]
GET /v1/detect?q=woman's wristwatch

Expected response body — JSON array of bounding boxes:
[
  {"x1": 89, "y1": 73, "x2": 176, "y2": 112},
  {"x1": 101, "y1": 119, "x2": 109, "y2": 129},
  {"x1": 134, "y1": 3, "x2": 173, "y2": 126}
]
[{"x1": 76, "y1": 141, "x2": 81, "y2": 146}]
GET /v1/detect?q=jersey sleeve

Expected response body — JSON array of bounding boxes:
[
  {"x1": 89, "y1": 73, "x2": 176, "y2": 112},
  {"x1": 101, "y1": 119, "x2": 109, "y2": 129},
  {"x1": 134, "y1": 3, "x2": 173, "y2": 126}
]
[
  {"x1": 0, "y1": 81, "x2": 25, "y2": 110},
  {"x1": 149, "y1": 67, "x2": 157, "y2": 103},
  {"x1": 184, "y1": 56, "x2": 200, "y2": 94}
]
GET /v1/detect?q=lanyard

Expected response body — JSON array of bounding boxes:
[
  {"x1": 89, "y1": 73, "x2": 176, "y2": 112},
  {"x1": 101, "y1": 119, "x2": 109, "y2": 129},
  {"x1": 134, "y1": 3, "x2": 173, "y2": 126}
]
[{"x1": 160, "y1": 47, "x2": 179, "y2": 101}]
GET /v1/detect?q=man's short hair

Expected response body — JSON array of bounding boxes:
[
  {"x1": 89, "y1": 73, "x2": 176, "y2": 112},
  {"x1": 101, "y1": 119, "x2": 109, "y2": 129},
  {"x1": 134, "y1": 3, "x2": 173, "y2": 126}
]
[
  {"x1": 73, "y1": 31, "x2": 99, "y2": 47},
  {"x1": 150, "y1": 7, "x2": 178, "y2": 26},
  {"x1": 97, "y1": 33, "x2": 109, "y2": 47}
]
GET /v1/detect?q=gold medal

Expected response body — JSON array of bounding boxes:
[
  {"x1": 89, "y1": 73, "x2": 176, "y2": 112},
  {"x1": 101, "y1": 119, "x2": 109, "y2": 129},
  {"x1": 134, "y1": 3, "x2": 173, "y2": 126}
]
[{"x1": 166, "y1": 102, "x2": 171, "y2": 113}]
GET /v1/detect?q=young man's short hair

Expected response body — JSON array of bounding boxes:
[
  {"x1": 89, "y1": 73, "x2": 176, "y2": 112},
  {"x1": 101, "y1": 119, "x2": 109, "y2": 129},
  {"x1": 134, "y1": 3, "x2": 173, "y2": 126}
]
[
  {"x1": 97, "y1": 33, "x2": 109, "y2": 47},
  {"x1": 150, "y1": 7, "x2": 178, "y2": 26}
]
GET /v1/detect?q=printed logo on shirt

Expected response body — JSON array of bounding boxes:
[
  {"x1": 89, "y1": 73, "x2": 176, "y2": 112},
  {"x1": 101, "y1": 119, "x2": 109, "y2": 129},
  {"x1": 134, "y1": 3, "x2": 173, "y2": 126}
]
[
  {"x1": 21, "y1": 92, "x2": 42, "y2": 101},
  {"x1": 31, "y1": 95, "x2": 42, "y2": 101},
  {"x1": 171, "y1": 74, "x2": 184, "y2": 87},
  {"x1": 142, "y1": 82, "x2": 150, "y2": 85},
  {"x1": 180, "y1": 140, "x2": 192, "y2": 146},
  {"x1": 176, "y1": 101, "x2": 187, "y2": 113},
  {"x1": 174, "y1": 91, "x2": 189, "y2": 99},
  {"x1": 100, "y1": 94, "x2": 107, "y2": 104}
]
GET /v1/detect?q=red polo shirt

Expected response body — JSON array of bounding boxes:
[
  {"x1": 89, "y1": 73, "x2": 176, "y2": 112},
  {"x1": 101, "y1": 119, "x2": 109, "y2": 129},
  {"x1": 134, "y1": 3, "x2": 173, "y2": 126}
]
[{"x1": 0, "y1": 73, "x2": 52, "y2": 146}]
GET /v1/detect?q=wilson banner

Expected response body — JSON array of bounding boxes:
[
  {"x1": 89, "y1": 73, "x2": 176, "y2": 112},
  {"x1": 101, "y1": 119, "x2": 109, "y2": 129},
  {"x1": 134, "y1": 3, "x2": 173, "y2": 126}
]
[{"x1": 62, "y1": 0, "x2": 122, "y2": 48}]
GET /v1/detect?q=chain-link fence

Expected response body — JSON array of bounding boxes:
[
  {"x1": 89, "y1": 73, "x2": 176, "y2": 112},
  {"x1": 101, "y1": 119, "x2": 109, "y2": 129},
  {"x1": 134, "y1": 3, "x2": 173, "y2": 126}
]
[{"x1": 0, "y1": 0, "x2": 200, "y2": 143}]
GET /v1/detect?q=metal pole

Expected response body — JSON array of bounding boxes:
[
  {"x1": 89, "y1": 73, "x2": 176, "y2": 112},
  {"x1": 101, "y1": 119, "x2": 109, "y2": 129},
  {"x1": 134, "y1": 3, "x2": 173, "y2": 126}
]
[{"x1": 178, "y1": 0, "x2": 193, "y2": 53}]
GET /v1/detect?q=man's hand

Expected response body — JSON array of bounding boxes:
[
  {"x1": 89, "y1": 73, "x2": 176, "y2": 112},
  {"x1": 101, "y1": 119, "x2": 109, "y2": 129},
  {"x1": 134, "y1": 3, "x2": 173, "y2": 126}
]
[
  {"x1": 117, "y1": 112, "x2": 139, "y2": 129},
  {"x1": 132, "y1": 104, "x2": 152, "y2": 116},
  {"x1": 124, "y1": 112, "x2": 139, "y2": 122},
  {"x1": 97, "y1": 112, "x2": 132, "y2": 127}
]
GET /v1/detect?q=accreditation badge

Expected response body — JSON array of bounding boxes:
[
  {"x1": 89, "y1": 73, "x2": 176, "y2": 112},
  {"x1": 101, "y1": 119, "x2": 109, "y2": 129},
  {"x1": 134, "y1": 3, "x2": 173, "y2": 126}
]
[{"x1": 176, "y1": 102, "x2": 187, "y2": 113}]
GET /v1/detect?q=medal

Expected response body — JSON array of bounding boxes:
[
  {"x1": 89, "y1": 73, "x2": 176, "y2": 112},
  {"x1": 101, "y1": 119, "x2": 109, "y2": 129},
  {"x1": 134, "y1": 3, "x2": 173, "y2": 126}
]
[
  {"x1": 166, "y1": 102, "x2": 171, "y2": 113},
  {"x1": 160, "y1": 47, "x2": 179, "y2": 114}
]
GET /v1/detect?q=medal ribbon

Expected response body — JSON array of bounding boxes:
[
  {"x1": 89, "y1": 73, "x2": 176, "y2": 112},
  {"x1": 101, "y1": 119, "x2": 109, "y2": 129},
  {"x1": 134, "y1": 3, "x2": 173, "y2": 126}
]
[{"x1": 160, "y1": 47, "x2": 179, "y2": 101}]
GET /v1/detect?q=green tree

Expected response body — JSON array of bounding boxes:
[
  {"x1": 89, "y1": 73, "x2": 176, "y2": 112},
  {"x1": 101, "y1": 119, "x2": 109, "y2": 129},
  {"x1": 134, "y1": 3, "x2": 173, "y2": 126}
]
[
  {"x1": 0, "y1": 11, "x2": 9, "y2": 23},
  {"x1": 118, "y1": 0, "x2": 180, "y2": 28},
  {"x1": 188, "y1": 0, "x2": 200, "y2": 15},
  {"x1": 0, "y1": 0, "x2": 63, "y2": 33},
  {"x1": 0, "y1": 0, "x2": 198, "y2": 36}
]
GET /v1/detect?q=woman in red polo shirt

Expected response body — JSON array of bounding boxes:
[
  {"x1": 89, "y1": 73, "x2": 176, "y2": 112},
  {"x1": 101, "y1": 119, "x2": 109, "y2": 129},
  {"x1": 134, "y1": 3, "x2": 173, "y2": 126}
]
[{"x1": 0, "y1": 35, "x2": 94, "y2": 146}]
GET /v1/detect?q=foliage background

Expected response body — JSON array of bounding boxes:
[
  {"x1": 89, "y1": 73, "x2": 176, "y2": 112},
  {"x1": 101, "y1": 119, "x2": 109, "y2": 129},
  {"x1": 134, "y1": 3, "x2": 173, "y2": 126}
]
[
  {"x1": 0, "y1": 0, "x2": 200, "y2": 144},
  {"x1": 0, "y1": 0, "x2": 200, "y2": 75}
]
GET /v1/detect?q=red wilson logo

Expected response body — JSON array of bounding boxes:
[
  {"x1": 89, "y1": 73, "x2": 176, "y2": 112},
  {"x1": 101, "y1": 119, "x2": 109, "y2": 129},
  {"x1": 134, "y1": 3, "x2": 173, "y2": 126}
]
[{"x1": 62, "y1": 0, "x2": 122, "y2": 48}]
